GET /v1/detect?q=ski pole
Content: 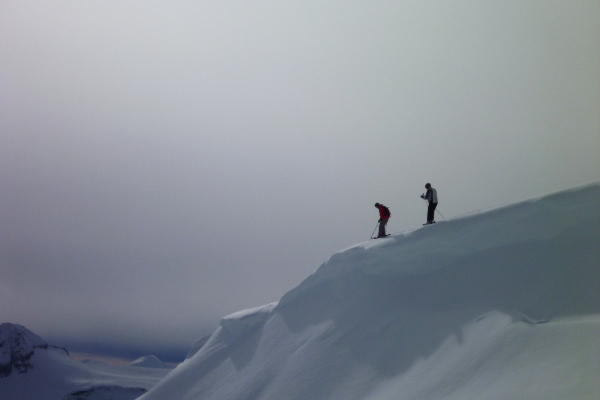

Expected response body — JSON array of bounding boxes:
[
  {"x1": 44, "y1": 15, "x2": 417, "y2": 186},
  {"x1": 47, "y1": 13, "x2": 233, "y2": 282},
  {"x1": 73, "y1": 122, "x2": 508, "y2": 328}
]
[
  {"x1": 436, "y1": 208, "x2": 445, "y2": 219},
  {"x1": 370, "y1": 221, "x2": 379, "y2": 239},
  {"x1": 422, "y1": 197, "x2": 445, "y2": 219}
]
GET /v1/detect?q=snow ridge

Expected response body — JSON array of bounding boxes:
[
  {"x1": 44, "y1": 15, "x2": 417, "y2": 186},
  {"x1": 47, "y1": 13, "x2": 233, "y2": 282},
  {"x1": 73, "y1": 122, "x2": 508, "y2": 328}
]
[
  {"x1": 185, "y1": 335, "x2": 211, "y2": 360},
  {"x1": 140, "y1": 182, "x2": 600, "y2": 400},
  {"x1": 280, "y1": 182, "x2": 599, "y2": 307},
  {"x1": 220, "y1": 303, "x2": 277, "y2": 337}
]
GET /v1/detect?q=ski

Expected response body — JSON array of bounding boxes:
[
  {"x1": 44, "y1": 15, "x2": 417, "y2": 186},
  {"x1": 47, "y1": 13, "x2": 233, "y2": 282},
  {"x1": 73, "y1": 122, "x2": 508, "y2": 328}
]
[{"x1": 371, "y1": 234, "x2": 390, "y2": 239}]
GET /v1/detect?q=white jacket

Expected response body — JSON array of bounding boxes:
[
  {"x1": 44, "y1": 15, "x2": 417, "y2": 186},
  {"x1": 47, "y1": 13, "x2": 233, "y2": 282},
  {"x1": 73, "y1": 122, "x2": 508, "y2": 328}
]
[{"x1": 425, "y1": 187, "x2": 438, "y2": 204}]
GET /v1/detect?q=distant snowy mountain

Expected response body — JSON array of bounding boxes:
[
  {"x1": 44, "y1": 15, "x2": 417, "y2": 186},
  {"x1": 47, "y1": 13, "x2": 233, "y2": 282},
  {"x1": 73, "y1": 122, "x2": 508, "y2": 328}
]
[
  {"x1": 0, "y1": 323, "x2": 172, "y2": 400},
  {"x1": 0, "y1": 323, "x2": 64, "y2": 377},
  {"x1": 128, "y1": 355, "x2": 170, "y2": 369},
  {"x1": 140, "y1": 182, "x2": 600, "y2": 400}
]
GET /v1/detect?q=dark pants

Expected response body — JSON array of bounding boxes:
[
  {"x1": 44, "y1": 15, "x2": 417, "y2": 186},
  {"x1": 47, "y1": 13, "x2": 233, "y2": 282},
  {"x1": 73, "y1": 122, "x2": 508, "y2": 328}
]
[
  {"x1": 427, "y1": 202, "x2": 438, "y2": 222},
  {"x1": 378, "y1": 219, "x2": 388, "y2": 237}
]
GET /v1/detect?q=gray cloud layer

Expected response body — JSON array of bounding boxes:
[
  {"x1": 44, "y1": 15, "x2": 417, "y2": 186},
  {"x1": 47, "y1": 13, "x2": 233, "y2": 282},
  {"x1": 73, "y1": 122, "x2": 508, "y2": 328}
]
[{"x1": 1, "y1": 0, "x2": 598, "y2": 361}]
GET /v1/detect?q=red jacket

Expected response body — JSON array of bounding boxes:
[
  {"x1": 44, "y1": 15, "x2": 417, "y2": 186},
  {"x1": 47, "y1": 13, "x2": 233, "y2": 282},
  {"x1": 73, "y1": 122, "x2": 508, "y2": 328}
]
[{"x1": 377, "y1": 204, "x2": 390, "y2": 220}]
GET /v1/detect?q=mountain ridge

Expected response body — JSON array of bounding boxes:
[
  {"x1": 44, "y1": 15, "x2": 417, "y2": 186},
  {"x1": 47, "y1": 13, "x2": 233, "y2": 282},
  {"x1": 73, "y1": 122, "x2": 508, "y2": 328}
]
[
  {"x1": 140, "y1": 182, "x2": 600, "y2": 400},
  {"x1": 0, "y1": 322, "x2": 68, "y2": 377}
]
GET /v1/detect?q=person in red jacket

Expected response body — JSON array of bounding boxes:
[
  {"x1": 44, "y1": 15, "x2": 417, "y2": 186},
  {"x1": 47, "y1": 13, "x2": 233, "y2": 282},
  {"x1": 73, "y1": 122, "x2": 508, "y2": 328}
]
[{"x1": 374, "y1": 203, "x2": 391, "y2": 238}]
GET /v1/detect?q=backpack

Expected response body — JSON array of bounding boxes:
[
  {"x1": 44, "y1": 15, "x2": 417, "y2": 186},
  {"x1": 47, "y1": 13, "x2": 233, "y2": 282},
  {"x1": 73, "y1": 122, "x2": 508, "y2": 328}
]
[{"x1": 382, "y1": 205, "x2": 391, "y2": 217}]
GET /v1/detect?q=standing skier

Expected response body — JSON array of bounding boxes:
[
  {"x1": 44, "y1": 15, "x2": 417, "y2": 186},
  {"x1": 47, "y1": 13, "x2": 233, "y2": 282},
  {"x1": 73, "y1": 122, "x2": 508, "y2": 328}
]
[
  {"x1": 421, "y1": 183, "x2": 438, "y2": 225},
  {"x1": 374, "y1": 203, "x2": 391, "y2": 238}
]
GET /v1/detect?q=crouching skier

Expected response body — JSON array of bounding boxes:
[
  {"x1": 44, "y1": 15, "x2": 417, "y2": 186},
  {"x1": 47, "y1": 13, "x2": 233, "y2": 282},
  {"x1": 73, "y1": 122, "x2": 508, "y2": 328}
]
[{"x1": 374, "y1": 203, "x2": 391, "y2": 238}]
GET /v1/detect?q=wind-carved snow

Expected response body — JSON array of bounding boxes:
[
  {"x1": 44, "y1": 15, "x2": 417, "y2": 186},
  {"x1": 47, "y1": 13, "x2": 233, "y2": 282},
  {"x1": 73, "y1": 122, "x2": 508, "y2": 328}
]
[
  {"x1": 220, "y1": 303, "x2": 277, "y2": 337},
  {"x1": 125, "y1": 183, "x2": 600, "y2": 400},
  {"x1": 185, "y1": 335, "x2": 211, "y2": 360}
]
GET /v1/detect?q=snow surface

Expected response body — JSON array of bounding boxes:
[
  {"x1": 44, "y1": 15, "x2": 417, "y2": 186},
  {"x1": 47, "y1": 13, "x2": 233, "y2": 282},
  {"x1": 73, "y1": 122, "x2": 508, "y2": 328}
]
[
  {"x1": 0, "y1": 325, "x2": 172, "y2": 400},
  {"x1": 140, "y1": 182, "x2": 600, "y2": 400},
  {"x1": 185, "y1": 335, "x2": 211, "y2": 360},
  {"x1": 220, "y1": 303, "x2": 277, "y2": 337}
]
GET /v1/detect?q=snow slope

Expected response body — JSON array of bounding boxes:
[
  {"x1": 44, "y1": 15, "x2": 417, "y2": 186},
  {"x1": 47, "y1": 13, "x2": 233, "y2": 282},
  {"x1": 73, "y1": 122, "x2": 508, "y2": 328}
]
[
  {"x1": 185, "y1": 335, "x2": 211, "y2": 360},
  {"x1": 140, "y1": 182, "x2": 600, "y2": 400},
  {"x1": 0, "y1": 324, "x2": 171, "y2": 400}
]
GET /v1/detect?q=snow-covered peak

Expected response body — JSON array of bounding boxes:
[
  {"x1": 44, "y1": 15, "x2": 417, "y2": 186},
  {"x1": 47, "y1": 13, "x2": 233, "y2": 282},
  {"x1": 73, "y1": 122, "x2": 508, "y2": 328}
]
[
  {"x1": 128, "y1": 355, "x2": 170, "y2": 369},
  {"x1": 0, "y1": 323, "x2": 49, "y2": 377},
  {"x1": 0, "y1": 324, "x2": 170, "y2": 400}
]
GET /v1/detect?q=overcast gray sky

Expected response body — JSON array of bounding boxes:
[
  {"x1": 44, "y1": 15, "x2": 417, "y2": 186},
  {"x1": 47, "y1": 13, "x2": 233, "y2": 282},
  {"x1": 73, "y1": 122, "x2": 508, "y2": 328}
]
[{"x1": 1, "y1": 0, "x2": 598, "y2": 362}]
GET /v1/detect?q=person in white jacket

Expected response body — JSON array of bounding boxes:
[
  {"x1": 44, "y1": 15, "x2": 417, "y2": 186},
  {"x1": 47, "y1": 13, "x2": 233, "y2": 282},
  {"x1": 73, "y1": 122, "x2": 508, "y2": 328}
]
[{"x1": 420, "y1": 183, "x2": 438, "y2": 225}]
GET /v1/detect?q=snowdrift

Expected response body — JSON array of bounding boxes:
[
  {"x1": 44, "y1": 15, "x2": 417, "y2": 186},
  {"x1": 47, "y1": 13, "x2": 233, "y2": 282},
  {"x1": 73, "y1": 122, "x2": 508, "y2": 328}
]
[{"x1": 141, "y1": 183, "x2": 600, "y2": 400}]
